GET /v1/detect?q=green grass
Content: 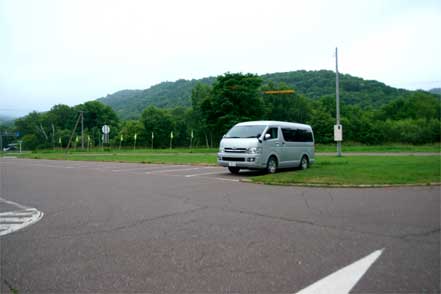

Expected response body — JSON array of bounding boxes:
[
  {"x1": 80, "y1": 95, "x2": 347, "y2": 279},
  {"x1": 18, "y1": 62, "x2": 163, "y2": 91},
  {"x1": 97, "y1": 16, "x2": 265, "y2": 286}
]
[
  {"x1": 18, "y1": 151, "x2": 218, "y2": 165},
  {"x1": 3, "y1": 143, "x2": 439, "y2": 157},
  {"x1": 27, "y1": 147, "x2": 219, "y2": 154},
  {"x1": 315, "y1": 143, "x2": 440, "y2": 153},
  {"x1": 251, "y1": 156, "x2": 441, "y2": 186},
  {"x1": 12, "y1": 148, "x2": 441, "y2": 186}
]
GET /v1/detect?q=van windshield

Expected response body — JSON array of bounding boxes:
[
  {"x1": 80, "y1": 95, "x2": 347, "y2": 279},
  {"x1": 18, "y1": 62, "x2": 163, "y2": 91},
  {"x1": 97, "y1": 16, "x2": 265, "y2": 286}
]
[{"x1": 225, "y1": 125, "x2": 266, "y2": 138}]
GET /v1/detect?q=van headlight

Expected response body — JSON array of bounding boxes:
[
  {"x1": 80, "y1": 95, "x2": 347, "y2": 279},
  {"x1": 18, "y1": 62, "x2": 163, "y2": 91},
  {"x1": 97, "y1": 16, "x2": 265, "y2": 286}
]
[
  {"x1": 247, "y1": 147, "x2": 262, "y2": 154},
  {"x1": 219, "y1": 147, "x2": 224, "y2": 152}
]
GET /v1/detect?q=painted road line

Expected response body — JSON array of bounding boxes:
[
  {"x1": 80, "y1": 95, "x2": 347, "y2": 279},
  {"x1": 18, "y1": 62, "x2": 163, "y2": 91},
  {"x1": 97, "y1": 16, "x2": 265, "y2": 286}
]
[
  {"x1": 0, "y1": 211, "x2": 37, "y2": 217},
  {"x1": 0, "y1": 216, "x2": 36, "y2": 222},
  {"x1": 2, "y1": 162, "x2": 93, "y2": 170},
  {"x1": 185, "y1": 170, "x2": 225, "y2": 177},
  {"x1": 145, "y1": 167, "x2": 205, "y2": 175},
  {"x1": 0, "y1": 211, "x2": 35, "y2": 217},
  {"x1": 295, "y1": 249, "x2": 384, "y2": 294},
  {"x1": 112, "y1": 165, "x2": 181, "y2": 172},
  {"x1": 0, "y1": 198, "x2": 44, "y2": 237},
  {"x1": 0, "y1": 197, "x2": 30, "y2": 210},
  {"x1": 0, "y1": 210, "x2": 44, "y2": 236},
  {"x1": 213, "y1": 177, "x2": 240, "y2": 182}
]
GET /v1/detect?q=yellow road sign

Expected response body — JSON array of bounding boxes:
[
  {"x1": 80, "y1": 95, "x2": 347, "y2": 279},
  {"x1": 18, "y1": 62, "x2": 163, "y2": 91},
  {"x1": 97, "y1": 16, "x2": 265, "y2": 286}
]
[{"x1": 263, "y1": 89, "x2": 295, "y2": 94}]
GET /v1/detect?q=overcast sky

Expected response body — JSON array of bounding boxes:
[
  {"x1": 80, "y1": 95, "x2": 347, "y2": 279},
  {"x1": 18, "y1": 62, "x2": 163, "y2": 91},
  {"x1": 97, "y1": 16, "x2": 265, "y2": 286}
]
[{"x1": 1, "y1": 0, "x2": 440, "y2": 117}]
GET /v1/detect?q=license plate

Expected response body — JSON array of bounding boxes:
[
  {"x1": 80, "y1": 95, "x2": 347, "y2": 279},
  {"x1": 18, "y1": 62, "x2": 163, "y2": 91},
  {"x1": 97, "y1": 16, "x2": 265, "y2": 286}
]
[{"x1": 228, "y1": 162, "x2": 236, "y2": 167}]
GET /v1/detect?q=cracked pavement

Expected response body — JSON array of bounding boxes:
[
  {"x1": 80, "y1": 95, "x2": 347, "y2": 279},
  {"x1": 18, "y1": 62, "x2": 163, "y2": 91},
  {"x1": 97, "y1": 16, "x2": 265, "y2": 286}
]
[{"x1": 0, "y1": 158, "x2": 439, "y2": 293}]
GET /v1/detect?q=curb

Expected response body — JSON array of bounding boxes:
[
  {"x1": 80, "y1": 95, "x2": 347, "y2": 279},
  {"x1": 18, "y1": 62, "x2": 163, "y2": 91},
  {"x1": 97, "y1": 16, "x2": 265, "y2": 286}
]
[{"x1": 240, "y1": 179, "x2": 441, "y2": 188}]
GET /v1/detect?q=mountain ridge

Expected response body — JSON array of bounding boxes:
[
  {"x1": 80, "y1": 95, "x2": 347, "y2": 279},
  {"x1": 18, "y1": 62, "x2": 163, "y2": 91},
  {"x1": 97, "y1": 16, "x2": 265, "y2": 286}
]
[{"x1": 97, "y1": 70, "x2": 417, "y2": 119}]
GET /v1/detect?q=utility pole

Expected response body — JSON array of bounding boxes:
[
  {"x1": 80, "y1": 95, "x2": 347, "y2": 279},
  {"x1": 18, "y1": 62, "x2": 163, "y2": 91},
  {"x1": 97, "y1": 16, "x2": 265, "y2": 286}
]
[
  {"x1": 335, "y1": 47, "x2": 342, "y2": 157},
  {"x1": 52, "y1": 123, "x2": 55, "y2": 150},
  {"x1": 80, "y1": 111, "x2": 84, "y2": 150},
  {"x1": 65, "y1": 112, "x2": 82, "y2": 153}
]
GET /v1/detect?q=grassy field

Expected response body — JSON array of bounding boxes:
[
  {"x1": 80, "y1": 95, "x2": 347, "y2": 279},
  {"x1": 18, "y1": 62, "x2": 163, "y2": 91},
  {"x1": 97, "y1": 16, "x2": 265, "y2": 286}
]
[
  {"x1": 1, "y1": 143, "x2": 439, "y2": 157},
  {"x1": 315, "y1": 143, "x2": 440, "y2": 153},
  {"x1": 251, "y1": 156, "x2": 441, "y2": 186},
  {"x1": 17, "y1": 151, "x2": 218, "y2": 165},
  {"x1": 10, "y1": 149, "x2": 441, "y2": 186}
]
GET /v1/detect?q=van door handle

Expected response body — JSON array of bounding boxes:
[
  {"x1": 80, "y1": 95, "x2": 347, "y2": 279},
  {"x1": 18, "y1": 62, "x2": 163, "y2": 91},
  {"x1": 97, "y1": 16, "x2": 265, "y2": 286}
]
[{"x1": 275, "y1": 142, "x2": 280, "y2": 146}]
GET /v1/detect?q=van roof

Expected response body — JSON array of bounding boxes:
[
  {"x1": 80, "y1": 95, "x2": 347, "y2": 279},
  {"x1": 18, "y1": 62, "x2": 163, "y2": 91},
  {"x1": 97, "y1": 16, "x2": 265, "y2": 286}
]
[{"x1": 235, "y1": 120, "x2": 312, "y2": 130}]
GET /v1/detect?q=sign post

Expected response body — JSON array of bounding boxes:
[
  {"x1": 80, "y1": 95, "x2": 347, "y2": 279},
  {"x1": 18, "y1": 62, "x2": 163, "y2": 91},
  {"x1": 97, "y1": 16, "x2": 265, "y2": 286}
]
[
  {"x1": 334, "y1": 124, "x2": 343, "y2": 142},
  {"x1": 102, "y1": 125, "x2": 110, "y2": 146},
  {"x1": 335, "y1": 47, "x2": 342, "y2": 157},
  {"x1": 133, "y1": 133, "x2": 137, "y2": 151},
  {"x1": 151, "y1": 132, "x2": 154, "y2": 149},
  {"x1": 170, "y1": 131, "x2": 173, "y2": 150}
]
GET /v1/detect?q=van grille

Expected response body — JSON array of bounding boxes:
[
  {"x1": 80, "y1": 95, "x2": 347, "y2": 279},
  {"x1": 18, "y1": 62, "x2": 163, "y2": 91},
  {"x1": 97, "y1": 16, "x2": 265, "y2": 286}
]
[
  {"x1": 222, "y1": 157, "x2": 245, "y2": 162},
  {"x1": 224, "y1": 148, "x2": 247, "y2": 153}
]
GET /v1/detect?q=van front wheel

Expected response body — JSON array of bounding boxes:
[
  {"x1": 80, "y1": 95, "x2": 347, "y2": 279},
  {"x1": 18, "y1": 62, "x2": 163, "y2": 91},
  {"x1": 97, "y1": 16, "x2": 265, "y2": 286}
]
[
  {"x1": 228, "y1": 167, "x2": 240, "y2": 174},
  {"x1": 267, "y1": 156, "x2": 278, "y2": 174}
]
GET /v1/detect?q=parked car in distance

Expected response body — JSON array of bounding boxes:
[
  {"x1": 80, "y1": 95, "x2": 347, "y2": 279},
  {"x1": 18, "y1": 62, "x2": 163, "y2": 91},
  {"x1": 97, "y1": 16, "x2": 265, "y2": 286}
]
[
  {"x1": 217, "y1": 121, "x2": 315, "y2": 174},
  {"x1": 2, "y1": 143, "x2": 18, "y2": 152}
]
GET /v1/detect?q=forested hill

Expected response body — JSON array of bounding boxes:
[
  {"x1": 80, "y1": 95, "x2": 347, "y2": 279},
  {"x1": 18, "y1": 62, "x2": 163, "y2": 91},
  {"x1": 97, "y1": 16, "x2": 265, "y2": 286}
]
[
  {"x1": 0, "y1": 114, "x2": 15, "y2": 126},
  {"x1": 260, "y1": 70, "x2": 409, "y2": 107},
  {"x1": 429, "y1": 88, "x2": 441, "y2": 95},
  {"x1": 98, "y1": 77, "x2": 215, "y2": 119},
  {"x1": 98, "y1": 70, "x2": 412, "y2": 119}
]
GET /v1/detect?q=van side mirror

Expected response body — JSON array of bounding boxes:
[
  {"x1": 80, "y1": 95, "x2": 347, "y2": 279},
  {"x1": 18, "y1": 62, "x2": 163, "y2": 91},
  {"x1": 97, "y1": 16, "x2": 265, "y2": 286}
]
[{"x1": 264, "y1": 133, "x2": 271, "y2": 140}]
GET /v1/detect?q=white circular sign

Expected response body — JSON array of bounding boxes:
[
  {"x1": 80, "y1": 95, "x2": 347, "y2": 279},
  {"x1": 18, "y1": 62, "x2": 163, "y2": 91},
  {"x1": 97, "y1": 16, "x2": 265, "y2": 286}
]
[{"x1": 102, "y1": 125, "x2": 110, "y2": 134}]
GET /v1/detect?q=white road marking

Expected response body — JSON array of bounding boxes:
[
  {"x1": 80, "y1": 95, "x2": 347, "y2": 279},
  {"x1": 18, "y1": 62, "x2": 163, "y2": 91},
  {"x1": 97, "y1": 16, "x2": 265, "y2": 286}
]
[
  {"x1": 295, "y1": 249, "x2": 384, "y2": 294},
  {"x1": 0, "y1": 211, "x2": 35, "y2": 216},
  {"x1": 0, "y1": 197, "x2": 30, "y2": 210},
  {"x1": 213, "y1": 177, "x2": 240, "y2": 182},
  {"x1": 185, "y1": 170, "x2": 225, "y2": 177},
  {"x1": 0, "y1": 198, "x2": 44, "y2": 237},
  {"x1": 112, "y1": 165, "x2": 180, "y2": 172},
  {"x1": 0, "y1": 216, "x2": 34, "y2": 222},
  {"x1": 145, "y1": 167, "x2": 207, "y2": 175}
]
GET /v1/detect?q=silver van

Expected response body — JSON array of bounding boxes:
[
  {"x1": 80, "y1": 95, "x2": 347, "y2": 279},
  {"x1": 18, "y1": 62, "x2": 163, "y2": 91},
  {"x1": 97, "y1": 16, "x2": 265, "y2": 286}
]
[{"x1": 217, "y1": 121, "x2": 315, "y2": 174}]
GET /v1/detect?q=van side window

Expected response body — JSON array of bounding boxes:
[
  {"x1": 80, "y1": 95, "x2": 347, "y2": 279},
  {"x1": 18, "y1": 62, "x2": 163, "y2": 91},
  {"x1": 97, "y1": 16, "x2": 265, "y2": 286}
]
[
  {"x1": 281, "y1": 128, "x2": 296, "y2": 142},
  {"x1": 302, "y1": 129, "x2": 314, "y2": 142},
  {"x1": 297, "y1": 129, "x2": 314, "y2": 142},
  {"x1": 282, "y1": 128, "x2": 314, "y2": 142},
  {"x1": 266, "y1": 127, "x2": 278, "y2": 139}
]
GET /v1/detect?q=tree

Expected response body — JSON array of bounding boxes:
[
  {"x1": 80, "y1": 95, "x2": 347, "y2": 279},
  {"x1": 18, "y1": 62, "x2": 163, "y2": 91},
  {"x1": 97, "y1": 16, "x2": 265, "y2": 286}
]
[
  {"x1": 308, "y1": 107, "x2": 335, "y2": 144},
  {"x1": 378, "y1": 91, "x2": 440, "y2": 121},
  {"x1": 14, "y1": 111, "x2": 51, "y2": 149},
  {"x1": 47, "y1": 104, "x2": 77, "y2": 130},
  {"x1": 119, "y1": 120, "x2": 146, "y2": 147},
  {"x1": 169, "y1": 106, "x2": 192, "y2": 147},
  {"x1": 262, "y1": 82, "x2": 312, "y2": 123},
  {"x1": 75, "y1": 101, "x2": 119, "y2": 145},
  {"x1": 140, "y1": 106, "x2": 174, "y2": 148},
  {"x1": 191, "y1": 83, "x2": 214, "y2": 147},
  {"x1": 210, "y1": 73, "x2": 264, "y2": 139}
]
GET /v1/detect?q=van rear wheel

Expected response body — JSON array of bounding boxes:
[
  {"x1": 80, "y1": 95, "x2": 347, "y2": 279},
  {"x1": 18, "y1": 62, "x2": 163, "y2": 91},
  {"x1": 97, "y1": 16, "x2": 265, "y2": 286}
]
[
  {"x1": 267, "y1": 156, "x2": 278, "y2": 174},
  {"x1": 228, "y1": 167, "x2": 240, "y2": 174},
  {"x1": 300, "y1": 155, "x2": 309, "y2": 170}
]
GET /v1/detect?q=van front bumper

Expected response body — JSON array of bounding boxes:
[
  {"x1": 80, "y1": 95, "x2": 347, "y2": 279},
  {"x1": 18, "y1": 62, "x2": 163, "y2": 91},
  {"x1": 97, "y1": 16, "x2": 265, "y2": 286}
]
[{"x1": 217, "y1": 152, "x2": 266, "y2": 169}]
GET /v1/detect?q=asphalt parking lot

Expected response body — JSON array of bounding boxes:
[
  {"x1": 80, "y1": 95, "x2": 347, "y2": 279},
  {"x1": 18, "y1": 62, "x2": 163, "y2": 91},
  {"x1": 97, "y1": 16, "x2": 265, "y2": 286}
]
[{"x1": 0, "y1": 158, "x2": 439, "y2": 293}]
